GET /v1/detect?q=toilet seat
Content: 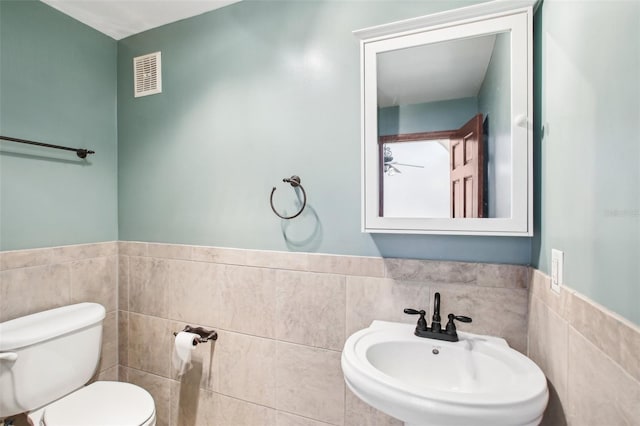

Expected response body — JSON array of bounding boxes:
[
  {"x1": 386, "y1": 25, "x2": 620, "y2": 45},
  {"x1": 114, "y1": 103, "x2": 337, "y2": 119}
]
[{"x1": 37, "y1": 381, "x2": 155, "y2": 426}]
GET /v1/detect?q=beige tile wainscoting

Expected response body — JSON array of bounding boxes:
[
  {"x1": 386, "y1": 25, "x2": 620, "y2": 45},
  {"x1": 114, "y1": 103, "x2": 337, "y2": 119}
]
[
  {"x1": 117, "y1": 242, "x2": 529, "y2": 426},
  {"x1": 0, "y1": 242, "x2": 119, "y2": 382},
  {"x1": 3, "y1": 241, "x2": 638, "y2": 425},
  {"x1": 527, "y1": 271, "x2": 640, "y2": 425}
]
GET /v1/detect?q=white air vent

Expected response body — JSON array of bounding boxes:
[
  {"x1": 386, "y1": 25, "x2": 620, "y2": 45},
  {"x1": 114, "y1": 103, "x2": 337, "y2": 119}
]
[{"x1": 133, "y1": 51, "x2": 162, "y2": 97}]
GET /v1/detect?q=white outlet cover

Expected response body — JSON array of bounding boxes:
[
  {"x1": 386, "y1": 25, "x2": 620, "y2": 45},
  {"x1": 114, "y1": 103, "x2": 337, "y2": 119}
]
[{"x1": 551, "y1": 249, "x2": 563, "y2": 294}]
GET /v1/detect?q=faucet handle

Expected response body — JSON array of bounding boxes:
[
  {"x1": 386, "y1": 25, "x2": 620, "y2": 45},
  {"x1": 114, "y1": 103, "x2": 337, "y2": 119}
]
[
  {"x1": 404, "y1": 308, "x2": 428, "y2": 331},
  {"x1": 452, "y1": 315, "x2": 472, "y2": 323},
  {"x1": 445, "y1": 313, "x2": 472, "y2": 336}
]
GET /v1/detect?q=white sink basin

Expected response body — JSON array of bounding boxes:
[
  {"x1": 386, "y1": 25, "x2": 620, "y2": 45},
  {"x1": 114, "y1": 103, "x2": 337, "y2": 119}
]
[{"x1": 341, "y1": 321, "x2": 548, "y2": 426}]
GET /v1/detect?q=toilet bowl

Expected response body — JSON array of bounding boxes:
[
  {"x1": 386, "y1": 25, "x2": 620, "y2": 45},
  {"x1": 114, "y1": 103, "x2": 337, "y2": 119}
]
[
  {"x1": 28, "y1": 381, "x2": 156, "y2": 426},
  {"x1": 0, "y1": 303, "x2": 157, "y2": 426}
]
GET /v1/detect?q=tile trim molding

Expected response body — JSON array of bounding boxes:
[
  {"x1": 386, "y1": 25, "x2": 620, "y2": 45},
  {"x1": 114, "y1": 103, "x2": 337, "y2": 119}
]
[
  {"x1": 117, "y1": 241, "x2": 529, "y2": 288},
  {"x1": 0, "y1": 241, "x2": 118, "y2": 271},
  {"x1": 0, "y1": 241, "x2": 529, "y2": 289}
]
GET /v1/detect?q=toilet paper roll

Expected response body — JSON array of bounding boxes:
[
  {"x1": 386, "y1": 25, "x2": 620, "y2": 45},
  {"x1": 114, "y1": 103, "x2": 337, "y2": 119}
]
[{"x1": 172, "y1": 331, "x2": 198, "y2": 377}]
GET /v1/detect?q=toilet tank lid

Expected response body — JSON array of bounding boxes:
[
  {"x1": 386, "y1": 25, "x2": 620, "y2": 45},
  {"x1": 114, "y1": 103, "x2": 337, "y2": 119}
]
[{"x1": 0, "y1": 303, "x2": 106, "y2": 351}]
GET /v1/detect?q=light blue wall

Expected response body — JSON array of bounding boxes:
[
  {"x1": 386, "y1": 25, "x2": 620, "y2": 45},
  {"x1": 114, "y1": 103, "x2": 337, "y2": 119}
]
[
  {"x1": 533, "y1": 0, "x2": 640, "y2": 324},
  {"x1": 117, "y1": 0, "x2": 531, "y2": 263},
  {"x1": 1, "y1": 0, "x2": 636, "y2": 323},
  {"x1": 478, "y1": 32, "x2": 511, "y2": 218},
  {"x1": 0, "y1": 1, "x2": 118, "y2": 250},
  {"x1": 378, "y1": 97, "x2": 478, "y2": 136}
]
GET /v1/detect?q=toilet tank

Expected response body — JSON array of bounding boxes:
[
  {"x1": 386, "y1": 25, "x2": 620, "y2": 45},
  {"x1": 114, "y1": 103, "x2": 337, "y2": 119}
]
[{"x1": 0, "y1": 303, "x2": 106, "y2": 418}]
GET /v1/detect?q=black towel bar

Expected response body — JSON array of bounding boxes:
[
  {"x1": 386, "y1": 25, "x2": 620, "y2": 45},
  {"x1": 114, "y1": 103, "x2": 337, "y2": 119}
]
[{"x1": 0, "y1": 135, "x2": 95, "y2": 158}]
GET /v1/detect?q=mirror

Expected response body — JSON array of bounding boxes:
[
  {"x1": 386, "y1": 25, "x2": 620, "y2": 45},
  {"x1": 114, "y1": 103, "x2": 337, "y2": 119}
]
[
  {"x1": 355, "y1": 0, "x2": 536, "y2": 235},
  {"x1": 379, "y1": 33, "x2": 511, "y2": 219}
]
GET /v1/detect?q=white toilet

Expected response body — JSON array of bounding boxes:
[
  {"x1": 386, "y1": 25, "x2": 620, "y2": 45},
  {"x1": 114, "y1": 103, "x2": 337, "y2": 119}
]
[{"x1": 0, "y1": 303, "x2": 156, "y2": 426}]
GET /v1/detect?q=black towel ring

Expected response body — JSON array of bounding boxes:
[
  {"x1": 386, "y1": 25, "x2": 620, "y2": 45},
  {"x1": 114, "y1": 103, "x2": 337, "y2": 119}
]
[{"x1": 270, "y1": 175, "x2": 307, "y2": 220}]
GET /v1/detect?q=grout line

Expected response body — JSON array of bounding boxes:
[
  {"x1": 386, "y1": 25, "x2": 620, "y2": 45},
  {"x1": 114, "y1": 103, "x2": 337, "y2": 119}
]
[
  {"x1": 568, "y1": 323, "x2": 640, "y2": 386},
  {"x1": 127, "y1": 310, "x2": 344, "y2": 354}
]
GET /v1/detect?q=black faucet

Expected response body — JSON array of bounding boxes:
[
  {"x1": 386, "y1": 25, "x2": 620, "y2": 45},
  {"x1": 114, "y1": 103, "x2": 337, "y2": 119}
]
[
  {"x1": 431, "y1": 292, "x2": 442, "y2": 333},
  {"x1": 404, "y1": 292, "x2": 472, "y2": 342}
]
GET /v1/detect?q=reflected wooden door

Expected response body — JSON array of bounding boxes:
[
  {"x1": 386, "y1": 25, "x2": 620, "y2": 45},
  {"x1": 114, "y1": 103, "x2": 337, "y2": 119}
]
[{"x1": 450, "y1": 114, "x2": 484, "y2": 218}]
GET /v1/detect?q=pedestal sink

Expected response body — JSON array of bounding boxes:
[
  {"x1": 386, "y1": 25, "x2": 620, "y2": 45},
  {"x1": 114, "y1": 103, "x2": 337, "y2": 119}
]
[{"x1": 341, "y1": 321, "x2": 548, "y2": 426}]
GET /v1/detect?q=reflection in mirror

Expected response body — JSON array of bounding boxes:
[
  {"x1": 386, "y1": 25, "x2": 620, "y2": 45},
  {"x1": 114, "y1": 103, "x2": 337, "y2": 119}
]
[
  {"x1": 377, "y1": 32, "x2": 511, "y2": 219},
  {"x1": 382, "y1": 139, "x2": 449, "y2": 218}
]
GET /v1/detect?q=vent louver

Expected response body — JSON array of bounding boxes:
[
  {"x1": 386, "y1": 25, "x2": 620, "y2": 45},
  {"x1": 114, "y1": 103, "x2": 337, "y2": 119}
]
[{"x1": 133, "y1": 52, "x2": 162, "y2": 97}]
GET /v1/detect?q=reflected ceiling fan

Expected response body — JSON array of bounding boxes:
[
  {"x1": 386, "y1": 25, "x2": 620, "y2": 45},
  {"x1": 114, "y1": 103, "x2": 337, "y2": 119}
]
[{"x1": 383, "y1": 145, "x2": 424, "y2": 176}]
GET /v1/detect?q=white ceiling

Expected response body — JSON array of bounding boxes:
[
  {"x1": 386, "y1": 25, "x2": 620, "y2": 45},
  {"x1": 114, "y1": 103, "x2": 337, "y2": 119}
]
[
  {"x1": 41, "y1": 0, "x2": 241, "y2": 40},
  {"x1": 377, "y1": 34, "x2": 497, "y2": 108}
]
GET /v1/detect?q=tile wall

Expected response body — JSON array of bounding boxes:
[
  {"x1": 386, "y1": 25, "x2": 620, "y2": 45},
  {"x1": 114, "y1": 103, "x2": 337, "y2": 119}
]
[
  {"x1": 527, "y1": 270, "x2": 640, "y2": 425},
  {"x1": 9, "y1": 242, "x2": 636, "y2": 425},
  {"x1": 117, "y1": 242, "x2": 529, "y2": 426},
  {"x1": 0, "y1": 242, "x2": 119, "y2": 382}
]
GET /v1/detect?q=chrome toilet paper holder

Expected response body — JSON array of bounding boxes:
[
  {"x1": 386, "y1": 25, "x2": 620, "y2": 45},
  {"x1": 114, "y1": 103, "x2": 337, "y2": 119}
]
[{"x1": 173, "y1": 325, "x2": 218, "y2": 345}]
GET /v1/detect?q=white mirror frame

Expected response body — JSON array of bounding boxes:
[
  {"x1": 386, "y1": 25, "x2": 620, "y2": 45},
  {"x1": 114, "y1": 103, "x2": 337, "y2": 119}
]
[{"x1": 355, "y1": 0, "x2": 537, "y2": 236}]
